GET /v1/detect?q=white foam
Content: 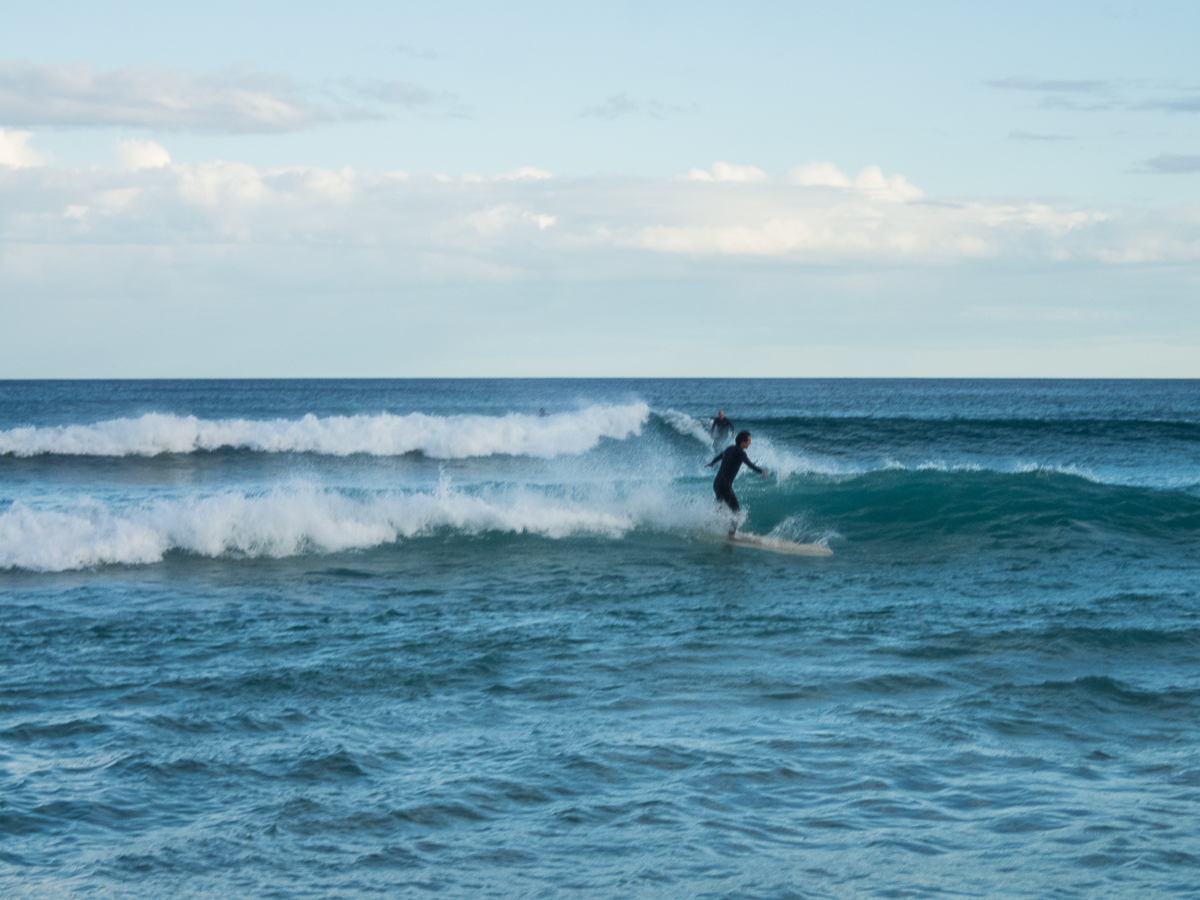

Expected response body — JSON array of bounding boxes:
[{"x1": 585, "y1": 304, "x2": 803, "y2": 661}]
[
  {"x1": 0, "y1": 404, "x2": 650, "y2": 459},
  {"x1": 657, "y1": 412, "x2": 840, "y2": 480},
  {"x1": 1010, "y1": 461, "x2": 1101, "y2": 482},
  {"x1": 765, "y1": 513, "x2": 839, "y2": 548},
  {"x1": 881, "y1": 458, "x2": 1097, "y2": 480},
  {"x1": 660, "y1": 408, "x2": 713, "y2": 445},
  {"x1": 882, "y1": 458, "x2": 983, "y2": 473},
  {"x1": 746, "y1": 436, "x2": 852, "y2": 480},
  {"x1": 0, "y1": 480, "x2": 728, "y2": 572}
]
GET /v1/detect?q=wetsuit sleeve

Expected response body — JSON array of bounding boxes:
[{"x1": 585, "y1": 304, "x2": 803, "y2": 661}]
[
  {"x1": 739, "y1": 448, "x2": 763, "y2": 474},
  {"x1": 708, "y1": 452, "x2": 724, "y2": 466}
]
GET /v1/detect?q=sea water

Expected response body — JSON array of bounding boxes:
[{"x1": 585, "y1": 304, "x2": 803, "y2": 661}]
[{"x1": 1, "y1": 379, "x2": 1198, "y2": 898}]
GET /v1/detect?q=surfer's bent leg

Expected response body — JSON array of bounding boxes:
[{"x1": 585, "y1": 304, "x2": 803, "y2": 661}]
[
  {"x1": 714, "y1": 480, "x2": 740, "y2": 536},
  {"x1": 713, "y1": 480, "x2": 739, "y2": 512}
]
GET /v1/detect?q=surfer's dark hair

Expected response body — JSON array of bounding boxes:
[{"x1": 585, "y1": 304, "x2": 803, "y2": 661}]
[{"x1": 736, "y1": 430, "x2": 751, "y2": 445}]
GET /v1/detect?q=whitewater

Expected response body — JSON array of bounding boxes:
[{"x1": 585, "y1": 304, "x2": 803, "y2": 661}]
[
  {"x1": 2, "y1": 379, "x2": 1198, "y2": 899},
  {"x1": 0, "y1": 403, "x2": 651, "y2": 458}
]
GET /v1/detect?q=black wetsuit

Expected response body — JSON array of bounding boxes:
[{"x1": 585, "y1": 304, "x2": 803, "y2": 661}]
[
  {"x1": 709, "y1": 445, "x2": 763, "y2": 512},
  {"x1": 710, "y1": 416, "x2": 733, "y2": 452}
]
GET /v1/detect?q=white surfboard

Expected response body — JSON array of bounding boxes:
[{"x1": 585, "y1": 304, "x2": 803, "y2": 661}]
[{"x1": 719, "y1": 532, "x2": 833, "y2": 557}]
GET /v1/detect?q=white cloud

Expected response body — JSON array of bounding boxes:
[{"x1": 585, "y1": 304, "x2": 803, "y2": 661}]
[
  {"x1": 177, "y1": 161, "x2": 270, "y2": 208},
  {"x1": 496, "y1": 166, "x2": 553, "y2": 181},
  {"x1": 787, "y1": 161, "x2": 852, "y2": 187},
  {"x1": 116, "y1": 139, "x2": 171, "y2": 171},
  {"x1": 0, "y1": 128, "x2": 42, "y2": 167},
  {"x1": 0, "y1": 61, "x2": 438, "y2": 133},
  {"x1": 685, "y1": 161, "x2": 768, "y2": 183},
  {"x1": 787, "y1": 162, "x2": 923, "y2": 201},
  {"x1": 0, "y1": 155, "x2": 1194, "y2": 279},
  {"x1": 467, "y1": 204, "x2": 556, "y2": 235},
  {"x1": 629, "y1": 196, "x2": 1107, "y2": 259},
  {"x1": 851, "y1": 165, "x2": 923, "y2": 201},
  {"x1": 3, "y1": 153, "x2": 1198, "y2": 379},
  {"x1": 684, "y1": 161, "x2": 920, "y2": 200}
]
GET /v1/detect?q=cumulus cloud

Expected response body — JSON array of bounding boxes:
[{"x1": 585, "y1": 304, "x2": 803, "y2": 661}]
[
  {"x1": 852, "y1": 166, "x2": 923, "y2": 201},
  {"x1": 495, "y1": 166, "x2": 553, "y2": 181},
  {"x1": 467, "y1": 204, "x2": 556, "y2": 234},
  {"x1": 0, "y1": 127, "x2": 42, "y2": 167},
  {"x1": 116, "y1": 139, "x2": 171, "y2": 171},
  {"x1": 786, "y1": 161, "x2": 851, "y2": 187},
  {"x1": 0, "y1": 151, "x2": 1195, "y2": 278},
  {"x1": 627, "y1": 196, "x2": 1100, "y2": 260},
  {"x1": 683, "y1": 160, "x2": 923, "y2": 203},
  {"x1": 684, "y1": 161, "x2": 768, "y2": 183},
  {"x1": 0, "y1": 61, "x2": 438, "y2": 133},
  {"x1": 786, "y1": 162, "x2": 922, "y2": 202}
]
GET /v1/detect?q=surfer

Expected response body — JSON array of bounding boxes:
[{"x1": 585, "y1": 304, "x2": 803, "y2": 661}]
[
  {"x1": 706, "y1": 430, "x2": 769, "y2": 535},
  {"x1": 710, "y1": 410, "x2": 733, "y2": 452}
]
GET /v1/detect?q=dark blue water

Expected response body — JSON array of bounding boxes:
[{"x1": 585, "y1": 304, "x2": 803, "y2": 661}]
[{"x1": 2, "y1": 379, "x2": 1199, "y2": 898}]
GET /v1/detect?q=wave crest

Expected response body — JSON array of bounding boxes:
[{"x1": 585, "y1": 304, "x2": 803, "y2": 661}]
[
  {"x1": 0, "y1": 404, "x2": 650, "y2": 459},
  {"x1": 0, "y1": 481, "x2": 723, "y2": 572}
]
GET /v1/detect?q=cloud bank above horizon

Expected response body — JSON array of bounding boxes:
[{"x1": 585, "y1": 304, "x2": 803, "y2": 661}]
[{"x1": 5, "y1": 131, "x2": 1196, "y2": 275}]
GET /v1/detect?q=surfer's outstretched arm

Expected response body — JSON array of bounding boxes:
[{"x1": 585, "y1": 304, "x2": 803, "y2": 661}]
[
  {"x1": 739, "y1": 448, "x2": 769, "y2": 477},
  {"x1": 705, "y1": 453, "x2": 723, "y2": 468}
]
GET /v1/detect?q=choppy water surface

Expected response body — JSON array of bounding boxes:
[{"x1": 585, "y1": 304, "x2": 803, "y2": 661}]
[{"x1": 2, "y1": 379, "x2": 1199, "y2": 898}]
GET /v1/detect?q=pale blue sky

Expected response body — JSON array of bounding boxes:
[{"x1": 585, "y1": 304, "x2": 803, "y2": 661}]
[{"x1": 2, "y1": 0, "x2": 1198, "y2": 376}]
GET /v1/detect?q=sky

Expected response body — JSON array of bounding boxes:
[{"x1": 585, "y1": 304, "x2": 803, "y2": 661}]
[{"x1": 2, "y1": 0, "x2": 1198, "y2": 377}]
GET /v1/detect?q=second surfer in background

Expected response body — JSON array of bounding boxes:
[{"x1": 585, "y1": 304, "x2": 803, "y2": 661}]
[
  {"x1": 706, "y1": 430, "x2": 770, "y2": 536},
  {"x1": 710, "y1": 410, "x2": 733, "y2": 452}
]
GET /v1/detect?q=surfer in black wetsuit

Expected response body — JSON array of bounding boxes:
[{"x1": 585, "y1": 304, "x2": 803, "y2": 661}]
[
  {"x1": 706, "y1": 430, "x2": 769, "y2": 535},
  {"x1": 710, "y1": 410, "x2": 733, "y2": 452}
]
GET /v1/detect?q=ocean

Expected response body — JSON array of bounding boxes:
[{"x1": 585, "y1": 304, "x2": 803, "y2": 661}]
[{"x1": 1, "y1": 378, "x2": 1198, "y2": 898}]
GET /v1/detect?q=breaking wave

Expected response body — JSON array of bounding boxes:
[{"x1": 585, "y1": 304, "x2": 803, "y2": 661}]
[
  {"x1": 0, "y1": 404, "x2": 650, "y2": 460},
  {"x1": 0, "y1": 480, "x2": 728, "y2": 572},
  {"x1": 4, "y1": 463, "x2": 1196, "y2": 572}
]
